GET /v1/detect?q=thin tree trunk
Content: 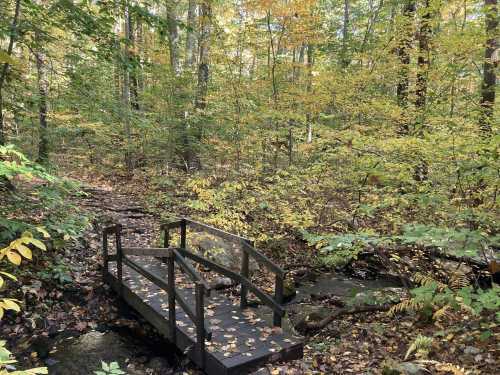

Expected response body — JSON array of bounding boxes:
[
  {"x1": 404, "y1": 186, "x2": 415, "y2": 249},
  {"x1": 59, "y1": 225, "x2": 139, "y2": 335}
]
[
  {"x1": 0, "y1": 0, "x2": 21, "y2": 146},
  {"x1": 340, "y1": 0, "x2": 350, "y2": 68},
  {"x1": 166, "y1": 0, "x2": 181, "y2": 75},
  {"x1": 195, "y1": 0, "x2": 211, "y2": 111},
  {"x1": 123, "y1": 2, "x2": 133, "y2": 173},
  {"x1": 415, "y1": 0, "x2": 431, "y2": 109},
  {"x1": 306, "y1": 44, "x2": 314, "y2": 144},
  {"x1": 479, "y1": 0, "x2": 498, "y2": 134},
  {"x1": 35, "y1": 48, "x2": 49, "y2": 163},
  {"x1": 396, "y1": 0, "x2": 416, "y2": 135},
  {"x1": 185, "y1": 0, "x2": 197, "y2": 68},
  {"x1": 129, "y1": 12, "x2": 140, "y2": 110},
  {"x1": 185, "y1": 0, "x2": 211, "y2": 170}
]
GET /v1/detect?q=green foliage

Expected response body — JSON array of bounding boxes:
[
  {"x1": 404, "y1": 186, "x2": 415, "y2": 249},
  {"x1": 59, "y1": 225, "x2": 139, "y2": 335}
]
[
  {"x1": 36, "y1": 259, "x2": 73, "y2": 285},
  {"x1": 301, "y1": 230, "x2": 381, "y2": 267},
  {"x1": 389, "y1": 281, "x2": 500, "y2": 322},
  {"x1": 94, "y1": 361, "x2": 125, "y2": 375},
  {"x1": 0, "y1": 145, "x2": 56, "y2": 183},
  {"x1": 401, "y1": 224, "x2": 496, "y2": 258},
  {"x1": 0, "y1": 341, "x2": 47, "y2": 374}
]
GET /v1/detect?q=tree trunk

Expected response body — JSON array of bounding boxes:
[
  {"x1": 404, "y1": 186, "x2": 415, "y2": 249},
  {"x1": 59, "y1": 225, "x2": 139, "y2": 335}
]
[
  {"x1": 340, "y1": 0, "x2": 350, "y2": 68},
  {"x1": 306, "y1": 44, "x2": 314, "y2": 144},
  {"x1": 129, "y1": 12, "x2": 140, "y2": 110},
  {"x1": 479, "y1": 0, "x2": 498, "y2": 134},
  {"x1": 35, "y1": 48, "x2": 49, "y2": 164},
  {"x1": 195, "y1": 0, "x2": 211, "y2": 111},
  {"x1": 0, "y1": 0, "x2": 21, "y2": 146},
  {"x1": 166, "y1": 0, "x2": 181, "y2": 75},
  {"x1": 415, "y1": 0, "x2": 431, "y2": 109},
  {"x1": 123, "y1": 2, "x2": 133, "y2": 173},
  {"x1": 185, "y1": 0, "x2": 197, "y2": 68},
  {"x1": 396, "y1": 0, "x2": 416, "y2": 134}
]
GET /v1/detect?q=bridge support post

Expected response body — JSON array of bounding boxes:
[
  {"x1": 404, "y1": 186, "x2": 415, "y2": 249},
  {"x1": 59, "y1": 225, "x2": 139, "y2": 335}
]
[
  {"x1": 195, "y1": 282, "x2": 206, "y2": 369},
  {"x1": 273, "y1": 274, "x2": 283, "y2": 327},
  {"x1": 167, "y1": 249, "x2": 176, "y2": 344},
  {"x1": 240, "y1": 245, "x2": 250, "y2": 309},
  {"x1": 180, "y1": 219, "x2": 187, "y2": 249}
]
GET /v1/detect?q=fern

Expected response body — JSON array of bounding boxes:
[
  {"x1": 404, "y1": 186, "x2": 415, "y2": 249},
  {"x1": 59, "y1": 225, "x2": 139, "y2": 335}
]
[
  {"x1": 413, "y1": 272, "x2": 447, "y2": 291},
  {"x1": 432, "y1": 305, "x2": 450, "y2": 322},
  {"x1": 449, "y1": 271, "x2": 470, "y2": 291},
  {"x1": 405, "y1": 335, "x2": 433, "y2": 360},
  {"x1": 388, "y1": 298, "x2": 423, "y2": 316}
]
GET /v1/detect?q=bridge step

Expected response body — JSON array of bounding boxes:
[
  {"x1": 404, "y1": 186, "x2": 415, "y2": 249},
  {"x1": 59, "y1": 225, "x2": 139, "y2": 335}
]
[{"x1": 106, "y1": 256, "x2": 303, "y2": 374}]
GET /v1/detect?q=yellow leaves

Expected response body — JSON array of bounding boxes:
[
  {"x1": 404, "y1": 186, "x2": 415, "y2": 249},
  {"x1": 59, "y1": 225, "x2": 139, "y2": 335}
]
[
  {"x1": 6, "y1": 251, "x2": 21, "y2": 266},
  {"x1": 0, "y1": 231, "x2": 47, "y2": 266},
  {"x1": 0, "y1": 271, "x2": 16, "y2": 289},
  {"x1": 35, "y1": 226, "x2": 51, "y2": 239},
  {"x1": 0, "y1": 50, "x2": 17, "y2": 65},
  {"x1": 0, "y1": 298, "x2": 21, "y2": 319}
]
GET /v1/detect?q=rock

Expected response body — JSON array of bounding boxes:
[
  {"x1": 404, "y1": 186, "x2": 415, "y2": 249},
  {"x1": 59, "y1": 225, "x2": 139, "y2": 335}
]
[
  {"x1": 292, "y1": 268, "x2": 319, "y2": 283},
  {"x1": 290, "y1": 305, "x2": 331, "y2": 333},
  {"x1": 399, "y1": 362, "x2": 428, "y2": 375},
  {"x1": 189, "y1": 233, "x2": 258, "y2": 272},
  {"x1": 464, "y1": 346, "x2": 481, "y2": 355},
  {"x1": 147, "y1": 356, "x2": 172, "y2": 374},
  {"x1": 382, "y1": 362, "x2": 428, "y2": 375},
  {"x1": 210, "y1": 277, "x2": 234, "y2": 290},
  {"x1": 250, "y1": 367, "x2": 271, "y2": 375},
  {"x1": 47, "y1": 331, "x2": 171, "y2": 375}
]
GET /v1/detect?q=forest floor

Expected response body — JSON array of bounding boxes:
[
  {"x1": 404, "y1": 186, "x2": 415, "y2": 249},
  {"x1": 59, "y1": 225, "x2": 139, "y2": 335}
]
[{"x1": 4, "y1": 178, "x2": 498, "y2": 375}]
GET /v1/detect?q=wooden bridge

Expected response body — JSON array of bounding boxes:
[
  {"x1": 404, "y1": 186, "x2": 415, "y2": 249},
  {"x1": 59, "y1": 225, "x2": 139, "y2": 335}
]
[{"x1": 102, "y1": 218, "x2": 303, "y2": 375}]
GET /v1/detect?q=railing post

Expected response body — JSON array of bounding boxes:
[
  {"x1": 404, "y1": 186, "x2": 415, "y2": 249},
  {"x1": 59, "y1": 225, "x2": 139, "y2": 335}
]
[
  {"x1": 240, "y1": 240, "x2": 250, "y2": 309},
  {"x1": 102, "y1": 230, "x2": 109, "y2": 276},
  {"x1": 166, "y1": 249, "x2": 176, "y2": 344},
  {"x1": 273, "y1": 273, "x2": 284, "y2": 327},
  {"x1": 115, "y1": 224, "x2": 123, "y2": 296},
  {"x1": 180, "y1": 219, "x2": 187, "y2": 249},
  {"x1": 195, "y1": 282, "x2": 206, "y2": 369}
]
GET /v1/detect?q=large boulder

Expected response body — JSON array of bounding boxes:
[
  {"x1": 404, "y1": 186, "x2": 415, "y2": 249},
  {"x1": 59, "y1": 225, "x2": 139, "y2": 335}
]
[{"x1": 189, "y1": 232, "x2": 258, "y2": 272}]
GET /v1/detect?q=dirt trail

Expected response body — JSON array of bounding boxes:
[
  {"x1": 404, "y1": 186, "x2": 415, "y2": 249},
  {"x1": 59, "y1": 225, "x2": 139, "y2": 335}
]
[{"x1": 7, "y1": 185, "x2": 201, "y2": 374}]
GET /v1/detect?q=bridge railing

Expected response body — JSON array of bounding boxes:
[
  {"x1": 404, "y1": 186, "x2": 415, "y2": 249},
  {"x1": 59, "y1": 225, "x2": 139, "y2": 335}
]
[
  {"x1": 160, "y1": 217, "x2": 286, "y2": 327},
  {"x1": 103, "y1": 224, "x2": 210, "y2": 368}
]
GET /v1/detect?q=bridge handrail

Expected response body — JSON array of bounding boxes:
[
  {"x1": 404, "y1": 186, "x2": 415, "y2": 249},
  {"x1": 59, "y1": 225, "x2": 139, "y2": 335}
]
[
  {"x1": 175, "y1": 247, "x2": 285, "y2": 317},
  {"x1": 119, "y1": 246, "x2": 212, "y2": 293},
  {"x1": 161, "y1": 217, "x2": 286, "y2": 326},
  {"x1": 102, "y1": 226, "x2": 210, "y2": 367}
]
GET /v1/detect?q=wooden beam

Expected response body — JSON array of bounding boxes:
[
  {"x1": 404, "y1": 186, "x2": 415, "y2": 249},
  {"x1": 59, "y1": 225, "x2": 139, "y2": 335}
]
[
  {"x1": 103, "y1": 225, "x2": 119, "y2": 235},
  {"x1": 122, "y1": 247, "x2": 172, "y2": 256},
  {"x1": 122, "y1": 255, "x2": 212, "y2": 339},
  {"x1": 240, "y1": 241, "x2": 284, "y2": 277},
  {"x1": 173, "y1": 249, "x2": 212, "y2": 293},
  {"x1": 176, "y1": 248, "x2": 285, "y2": 317},
  {"x1": 160, "y1": 220, "x2": 184, "y2": 230},
  {"x1": 186, "y1": 219, "x2": 250, "y2": 245}
]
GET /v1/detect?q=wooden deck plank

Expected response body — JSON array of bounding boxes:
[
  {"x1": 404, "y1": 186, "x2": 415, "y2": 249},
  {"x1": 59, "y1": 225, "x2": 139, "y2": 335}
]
[{"x1": 106, "y1": 256, "x2": 303, "y2": 374}]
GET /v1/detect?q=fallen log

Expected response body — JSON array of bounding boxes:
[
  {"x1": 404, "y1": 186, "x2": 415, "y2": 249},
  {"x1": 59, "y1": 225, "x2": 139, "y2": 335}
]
[{"x1": 297, "y1": 303, "x2": 393, "y2": 335}]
